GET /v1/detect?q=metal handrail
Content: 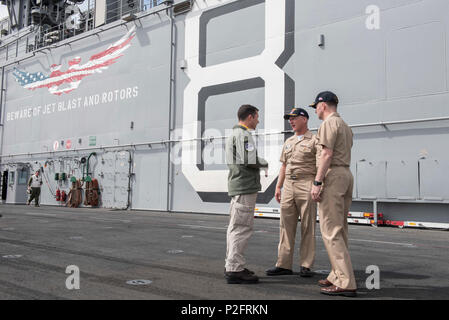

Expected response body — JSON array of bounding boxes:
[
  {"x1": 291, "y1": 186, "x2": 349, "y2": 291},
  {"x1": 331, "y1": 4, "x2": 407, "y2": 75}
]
[
  {"x1": 348, "y1": 115, "x2": 449, "y2": 128},
  {"x1": 1, "y1": 115, "x2": 449, "y2": 159},
  {"x1": 0, "y1": 0, "x2": 172, "y2": 67},
  {"x1": 0, "y1": 27, "x2": 34, "y2": 51}
]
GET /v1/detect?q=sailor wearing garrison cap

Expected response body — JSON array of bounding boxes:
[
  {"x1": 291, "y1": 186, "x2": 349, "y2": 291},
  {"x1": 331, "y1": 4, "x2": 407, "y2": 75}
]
[
  {"x1": 309, "y1": 91, "x2": 357, "y2": 297},
  {"x1": 266, "y1": 107, "x2": 318, "y2": 278}
]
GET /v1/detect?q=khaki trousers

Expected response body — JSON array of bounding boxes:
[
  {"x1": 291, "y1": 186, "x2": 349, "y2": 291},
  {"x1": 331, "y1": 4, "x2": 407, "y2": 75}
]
[
  {"x1": 225, "y1": 193, "x2": 258, "y2": 272},
  {"x1": 276, "y1": 177, "x2": 317, "y2": 270},
  {"x1": 319, "y1": 166, "x2": 357, "y2": 290}
]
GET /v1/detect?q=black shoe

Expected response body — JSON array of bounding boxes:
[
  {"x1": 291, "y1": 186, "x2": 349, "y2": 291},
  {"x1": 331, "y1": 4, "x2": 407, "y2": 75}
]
[
  {"x1": 225, "y1": 270, "x2": 259, "y2": 284},
  {"x1": 224, "y1": 268, "x2": 254, "y2": 276},
  {"x1": 265, "y1": 267, "x2": 293, "y2": 276},
  {"x1": 243, "y1": 268, "x2": 255, "y2": 275},
  {"x1": 299, "y1": 266, "x2": 314, "y2": 277}
]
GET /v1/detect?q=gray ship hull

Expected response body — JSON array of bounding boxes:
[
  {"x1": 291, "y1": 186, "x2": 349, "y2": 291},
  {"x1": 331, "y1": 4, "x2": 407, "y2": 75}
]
[{"x1": 1, "y1": 0, "x2": 449, "y2": 227}]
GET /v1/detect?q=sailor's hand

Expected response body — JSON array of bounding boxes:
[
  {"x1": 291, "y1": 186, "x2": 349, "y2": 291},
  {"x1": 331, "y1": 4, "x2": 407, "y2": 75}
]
[
  {"x1": 263, "y1": 167, "x2": 268, "y2": 177},
  {"x1": 311, "y1": 185, "x2": 322, "y2": 202},
  {"x1": 275, "y1": 186, "x2": 282, "y2": 203}
]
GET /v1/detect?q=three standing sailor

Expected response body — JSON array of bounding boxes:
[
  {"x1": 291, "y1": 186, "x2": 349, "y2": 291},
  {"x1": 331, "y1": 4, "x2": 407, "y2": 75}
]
[{"x1": 224, "y1": 93, "x2": 357, "y2": 296}]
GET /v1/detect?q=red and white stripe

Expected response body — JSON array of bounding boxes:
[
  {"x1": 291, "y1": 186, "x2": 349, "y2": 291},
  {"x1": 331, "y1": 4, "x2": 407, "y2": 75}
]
[{"x1": 24, "y1": 26, "x2": 136, "y2": 96}]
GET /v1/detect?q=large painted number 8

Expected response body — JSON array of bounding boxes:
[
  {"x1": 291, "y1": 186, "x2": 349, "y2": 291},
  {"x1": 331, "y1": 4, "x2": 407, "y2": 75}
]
[{"x1": 182, "y1": 0, "x2": 291, "y2": 198}]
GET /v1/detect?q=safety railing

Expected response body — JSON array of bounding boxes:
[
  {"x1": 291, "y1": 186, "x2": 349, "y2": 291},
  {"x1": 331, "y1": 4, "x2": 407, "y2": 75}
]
[
  {"x1": 1, "y1": 115, "x2": 449, "y2": 160},
  {"x1": 0, "y1": 0, "x2": 169, "y2": 63}
]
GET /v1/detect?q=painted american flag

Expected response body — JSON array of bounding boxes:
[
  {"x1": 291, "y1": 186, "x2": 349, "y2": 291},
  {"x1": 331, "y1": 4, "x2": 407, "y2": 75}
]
[{"x1": 13, "y1": 26, "x2": 136, "y2": 96}]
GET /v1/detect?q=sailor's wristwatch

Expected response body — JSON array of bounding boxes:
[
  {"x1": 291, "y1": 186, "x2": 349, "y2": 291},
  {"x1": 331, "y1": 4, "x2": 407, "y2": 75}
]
[{"x1": 313, "y1": 181, "x2": 323, "y2": 186}]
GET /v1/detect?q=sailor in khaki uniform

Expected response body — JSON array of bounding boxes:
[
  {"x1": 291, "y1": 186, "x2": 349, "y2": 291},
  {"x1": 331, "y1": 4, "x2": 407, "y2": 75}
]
[
  {"x1": 309, "y1": 91, "x2": 357, "y2": 297},
  {"x1": 266, "y1": 108, "x2": 318, "y2": 277}
]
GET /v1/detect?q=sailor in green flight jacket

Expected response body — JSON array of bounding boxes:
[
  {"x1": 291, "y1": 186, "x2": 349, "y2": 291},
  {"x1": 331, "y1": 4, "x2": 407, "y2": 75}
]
[
  {"x1": 226, "y1": 126, "x2": 268, "y2": 196},
  {"x1": 224, "y1": 104, "x2": 268, "y2": 284}
]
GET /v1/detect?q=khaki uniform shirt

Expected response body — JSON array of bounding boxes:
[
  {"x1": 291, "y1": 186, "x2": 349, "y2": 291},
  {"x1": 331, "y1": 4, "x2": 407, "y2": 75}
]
[
  {"x1": 280, "y1": 130, "x2": 318, "y2": 176},
  {"x1": 316, "y1": 112, "x2": 353, "y2": 167}
]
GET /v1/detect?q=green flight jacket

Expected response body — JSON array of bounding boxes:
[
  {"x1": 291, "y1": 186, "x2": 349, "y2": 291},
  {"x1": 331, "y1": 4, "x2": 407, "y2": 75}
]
[{"x1": 225, "y1": 125, "x2": 268, "y2": 197}]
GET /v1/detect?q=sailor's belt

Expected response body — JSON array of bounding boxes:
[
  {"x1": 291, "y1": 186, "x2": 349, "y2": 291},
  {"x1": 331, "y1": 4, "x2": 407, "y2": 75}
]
[{"x1": 288, "y1": 174, "x2": 315, "y2": 180}]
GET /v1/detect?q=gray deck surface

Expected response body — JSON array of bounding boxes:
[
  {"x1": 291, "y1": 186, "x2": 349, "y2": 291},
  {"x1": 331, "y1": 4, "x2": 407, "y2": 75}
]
[{"x1": 0, "y1": 204, "x2": 448, "y2": 300}]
